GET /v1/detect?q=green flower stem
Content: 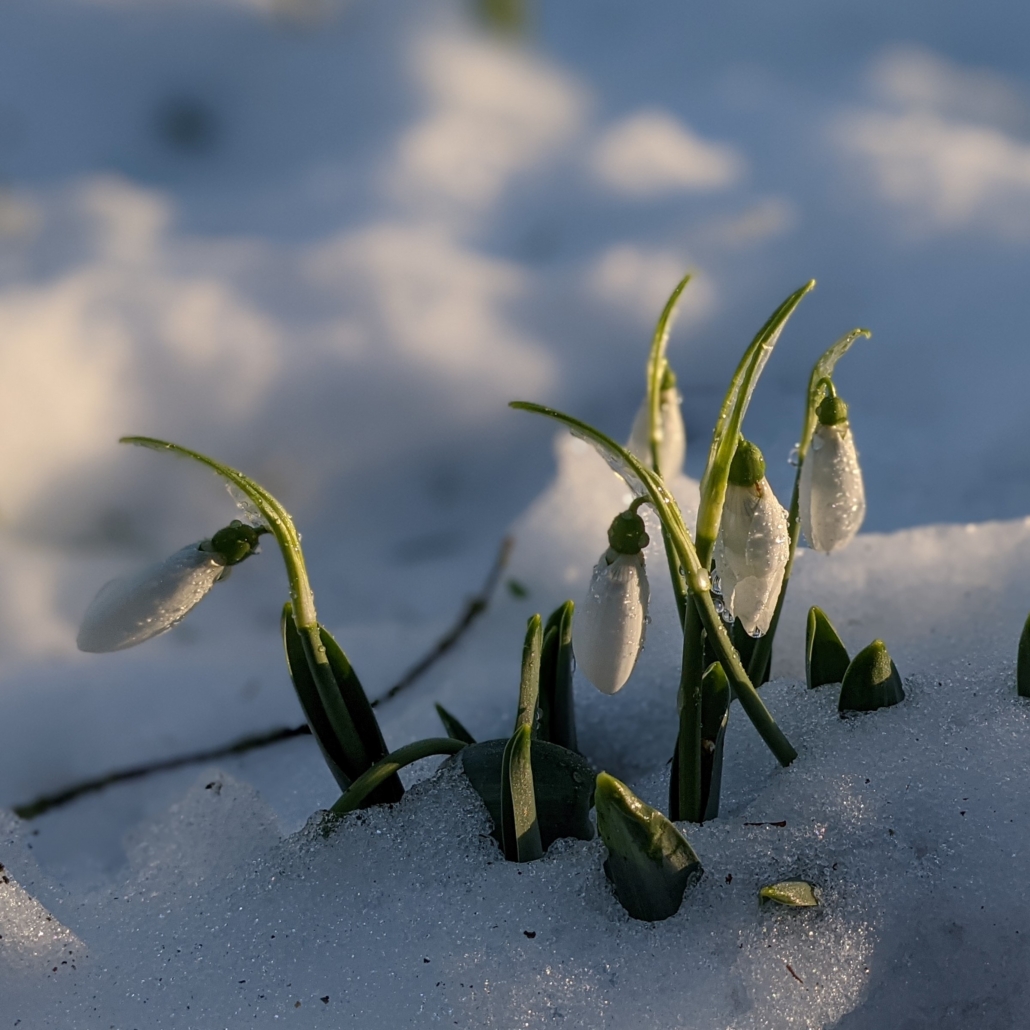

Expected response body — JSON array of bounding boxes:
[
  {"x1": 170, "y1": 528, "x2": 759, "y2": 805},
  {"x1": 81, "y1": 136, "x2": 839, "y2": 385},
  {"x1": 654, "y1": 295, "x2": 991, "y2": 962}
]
[
  {"x1": 744, "y1": 328, "x2": 870, "y2": 683},
  {"x1": 646, "y1": 272, "x2": 692, "y2": 476},
  {"x1": 675, "y1": 598, "x2": 705, "y2": 820},
  {"x1": 121, "y1": 437, "x2": 359, "y2": 766},
  {"x1": 329, "y1": 738, "x2": 467, "y2": 816},
  {"x1": 661, "y1": 524, "x2": 689, "y2": 628},
  {"x1": 695, "y1": 281, "x2": 815, "y2": 566},
  {"x1": 121, "y1": 437, "x2": 317, "y2": 628},
  {"x1": 509, "y1": 404, "x2": 796, "y2": 766}
]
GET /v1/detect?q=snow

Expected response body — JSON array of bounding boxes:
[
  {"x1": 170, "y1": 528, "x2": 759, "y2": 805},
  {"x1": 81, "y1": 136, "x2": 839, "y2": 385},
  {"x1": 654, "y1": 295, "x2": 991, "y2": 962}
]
[
  {"x1": 3, "y1": 0, "x2": 1030, "y2": 1024},
  {"x1": 4, "y1": 439, "x2": 1030, "y2": 1027}
]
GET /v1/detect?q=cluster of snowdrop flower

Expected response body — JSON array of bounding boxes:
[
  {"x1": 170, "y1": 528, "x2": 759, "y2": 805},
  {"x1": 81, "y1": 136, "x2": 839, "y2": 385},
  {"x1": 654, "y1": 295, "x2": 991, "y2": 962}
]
[{"x1": 73, "y1": 278, "x2": 892, "y2": 922}]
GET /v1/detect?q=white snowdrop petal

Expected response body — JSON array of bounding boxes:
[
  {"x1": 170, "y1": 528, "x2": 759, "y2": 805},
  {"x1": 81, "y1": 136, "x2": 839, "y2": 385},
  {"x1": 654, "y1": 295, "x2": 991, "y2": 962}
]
[
  {"x1": 77, "y1": 543, "x2": 227, "y2": 653},
  {"x1": 627, "y1": 387, "x2": 686, "y2": 475},
  {"x1": 714, "y1": 479, "x2": 789, "y2": 636},
  {"x1": 573, "y1": 552, "x2": 649, "y2": 695},
  {"x1": 800, "y1": 422, "x2": 866, "y2": 553}
]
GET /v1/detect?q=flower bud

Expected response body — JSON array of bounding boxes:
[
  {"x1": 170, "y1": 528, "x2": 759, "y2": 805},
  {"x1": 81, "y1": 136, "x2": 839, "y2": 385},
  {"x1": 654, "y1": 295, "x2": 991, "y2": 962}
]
[
  {"x1": 627, "y1": 367, "x2": 686, "y2": 476},
  {"x1": 799, "y1": 396, "x2": 866, "y2": 554},
  {"x1": 714, "y1": 440, "x2": 788, "y2": 636},
  {"x1": 77, "y1": 522, "x2": 261, "y2": 653},
  {"x1": 574, "y1": 510, "x2": 650, "y2": 695}
]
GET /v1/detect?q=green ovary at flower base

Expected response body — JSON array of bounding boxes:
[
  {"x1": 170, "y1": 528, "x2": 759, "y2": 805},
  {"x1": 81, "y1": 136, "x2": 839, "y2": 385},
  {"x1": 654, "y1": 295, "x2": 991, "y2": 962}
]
[
  {"x1": 799, "y1": 392, "x2": 867, "y2": 554},
  {"x1": 573, "y1": 504, "x2": 651, "y2": 696},
  {"x1": 713, "y1": 439, "x2": 790, "y2": 637},
  {"x1": 77, "y1": 520, "x2": 264, "y2": 653}
]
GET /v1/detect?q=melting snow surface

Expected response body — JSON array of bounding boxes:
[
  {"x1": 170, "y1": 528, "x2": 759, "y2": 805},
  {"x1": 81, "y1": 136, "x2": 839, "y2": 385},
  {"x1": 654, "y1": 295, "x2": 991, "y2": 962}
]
[{"x1": 4, "y1": 439, "x2": 1030, "y2": 1028}]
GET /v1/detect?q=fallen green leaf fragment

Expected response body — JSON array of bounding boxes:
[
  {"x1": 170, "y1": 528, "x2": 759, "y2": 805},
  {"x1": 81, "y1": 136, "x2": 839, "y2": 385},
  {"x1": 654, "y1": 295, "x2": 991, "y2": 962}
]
[
  {"x1": 760, "y1": 880, "x2": 819, "y2": 907},
  {"x1": 596, "y1": 772, "x2": 702, "y2": 922},
  {"x1": 806, "y1": 606, "x2": 851, "y2": 689}
]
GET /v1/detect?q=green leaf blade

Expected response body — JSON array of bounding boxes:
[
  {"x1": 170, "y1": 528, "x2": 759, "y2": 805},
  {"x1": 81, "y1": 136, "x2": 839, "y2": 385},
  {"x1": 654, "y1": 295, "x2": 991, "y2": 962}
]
[
  {"x1": 460, "y1": 738, "x2": 594, "y2": 849},
  {"x1": 435, "y1": 703, "x2": 476, "y2": 744},
  {"x1": 500, "y1": 724, "x2": 543, "y2": 862},
  {"x1": 329, "y1": 738, "x2": 466, "y2": 817},
  {"x1": 596, "y1": 772, "x2": 702, "y2": 921},
  {"x1": 806, "y1": 606, "x2": 851, "y2": 689}
]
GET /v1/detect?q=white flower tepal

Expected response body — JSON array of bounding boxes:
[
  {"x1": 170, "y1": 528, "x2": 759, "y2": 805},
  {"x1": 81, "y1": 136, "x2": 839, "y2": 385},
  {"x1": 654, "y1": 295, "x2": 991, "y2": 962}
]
[
  {"x1": 800, "y1": 396, "x2": 866, "y2": 554},
  {"x1": 714, "y1": 440, "x2": 789, "y2": 637},
  {"x1": 627, "y1": 368, "x2": 686, "y2": 476},
  {"x1": 574, "y1": 509, "x2": 650, "y2": 695},
  {"x1": 77, "y1": 522, "x2": 262, "y2": 653}
]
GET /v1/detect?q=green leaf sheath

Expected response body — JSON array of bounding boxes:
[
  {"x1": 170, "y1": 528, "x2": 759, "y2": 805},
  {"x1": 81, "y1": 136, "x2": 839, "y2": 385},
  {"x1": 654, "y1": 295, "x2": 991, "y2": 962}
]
[
  {"x1": 695, "y1": 282, "x2": 815, "y2": 565},
  {"x1": 318, "y1": 623, "x2": 402, "y2": 802},
  {"x1": 329, "y1": 738, "x2": 466, "y2": 817},
  {"x1": 538, "y1": 602, "x2": 577, "y2": 751},
  {"x1": 747, "y1": 328, "x2": 869, "y2": 680},
  {"x1": 500, "y1": 614, "x2": 546, "y2": 860},
  {"x1": 501, "y1": 724, "x2": 544, "y2": 862},
  {"x1": 435, "y1": 703, "x2": 476, "y2": 744},
  {"x1": 283, "y1": 608, "x2": 403, "y2": 803},
  {"x1": 646, "y1": 272, "x2": 692, "y2": 476},
  {"x1": 282, "y1": 608, "x2": 352, "y2": 791},
  {"x1": 1019, "y1": 613, "x2": 1030, "y2": 698},
  {"x1": 509, "y1": 404, "x2": 796, "y2": 766},
  {"x1": 805, "y1": 607, "x2": 851, "y2": 689},
  {"x1": 596, "y1": 772, "x2": 703, "y2": 921},
  {"x1": 516, "y1": 614, "x2": 543, "y2": 734}
]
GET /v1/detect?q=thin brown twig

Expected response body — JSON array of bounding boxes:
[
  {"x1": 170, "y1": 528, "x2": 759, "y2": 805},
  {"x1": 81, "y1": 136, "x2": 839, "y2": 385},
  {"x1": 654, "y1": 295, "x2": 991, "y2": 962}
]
[
  {"x1": 12, "y1": 725, "x2": 313, "y2": 820},
  {"x1": 12, "y1": 535, "x2": 514, "y2": 820}
]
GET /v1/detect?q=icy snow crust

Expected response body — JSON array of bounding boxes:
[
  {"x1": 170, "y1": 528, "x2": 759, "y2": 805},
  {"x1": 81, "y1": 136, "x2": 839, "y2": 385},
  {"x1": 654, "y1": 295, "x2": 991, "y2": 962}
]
[{"x1": 4, "y1": 438, "x2": 1030, "y2": 1028}]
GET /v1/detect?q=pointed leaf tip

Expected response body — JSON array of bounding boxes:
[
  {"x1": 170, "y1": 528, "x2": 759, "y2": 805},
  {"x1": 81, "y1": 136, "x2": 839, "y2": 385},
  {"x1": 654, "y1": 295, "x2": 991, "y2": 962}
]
[
  {"x1": 806, "y1": 607, "x2": 851, "y2": 689},
  {"x1": 838, "y1": 639, "x2": 905, "y2": 713}
]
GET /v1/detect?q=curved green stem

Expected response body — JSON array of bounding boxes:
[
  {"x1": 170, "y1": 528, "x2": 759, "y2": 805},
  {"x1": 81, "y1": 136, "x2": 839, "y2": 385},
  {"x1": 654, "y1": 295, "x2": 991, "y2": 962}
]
[
  {"x1": 510, "y1": 402, "x2": 796, "y2": 766},
  {"x1": 330, "y1": 738, "x2": 467, "y2": 816},
  {"x1": 121, "y1": 437, "x2": 318, "y2": 629},
  {"x1": 695, "y1": 281, "x2": 815, "y2": 566},
  {"x1": 646, "y1": 273, "x2": 692, "y2": 476},
  {"x1": 745, "y1": 327, "x2": 870, "y2": 682}
]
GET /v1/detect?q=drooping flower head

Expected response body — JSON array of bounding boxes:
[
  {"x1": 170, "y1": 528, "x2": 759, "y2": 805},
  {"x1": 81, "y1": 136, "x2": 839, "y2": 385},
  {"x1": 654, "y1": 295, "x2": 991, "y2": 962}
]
[
  {"x1": 77, "y1": 520, "x2": 264, "y2": 653},
  {"x1": 799, "y1": 393, "x2": 866, "y2": 554},
  {"x1": 574, "y1": 506, "x2": 651, "y2": 695},
  {"x1": 713, "y1": 438, "x2": 789, "y2": 637},
  {"x1": 627, "y1": 366, "x2": 686, "y2": 477}
]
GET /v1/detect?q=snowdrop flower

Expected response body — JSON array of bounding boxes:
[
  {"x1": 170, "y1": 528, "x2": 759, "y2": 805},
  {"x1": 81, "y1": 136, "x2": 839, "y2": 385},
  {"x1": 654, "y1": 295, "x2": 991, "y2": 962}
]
[
  {"x1": 714, "y1": 439, "x2": 789, "y2": 637},
  {"x1": 77, "y1": 521, "x2": 263, "y2": 653},
  {"x1": 574, "y1": 507, "x2": 651, "y2": 695},
  {"x1": 800, "y1": 394, "x2": 866, "y2": 554},
  {"x1": 627, "y1": 367, "x2": 686, "y2": 476}
]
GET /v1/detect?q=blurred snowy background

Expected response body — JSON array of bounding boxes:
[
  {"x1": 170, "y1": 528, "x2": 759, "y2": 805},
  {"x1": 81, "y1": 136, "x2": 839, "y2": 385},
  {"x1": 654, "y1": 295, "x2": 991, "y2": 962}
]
[{"x1": 3, "y1": 0, "x2": 1030, "y2": 865}]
